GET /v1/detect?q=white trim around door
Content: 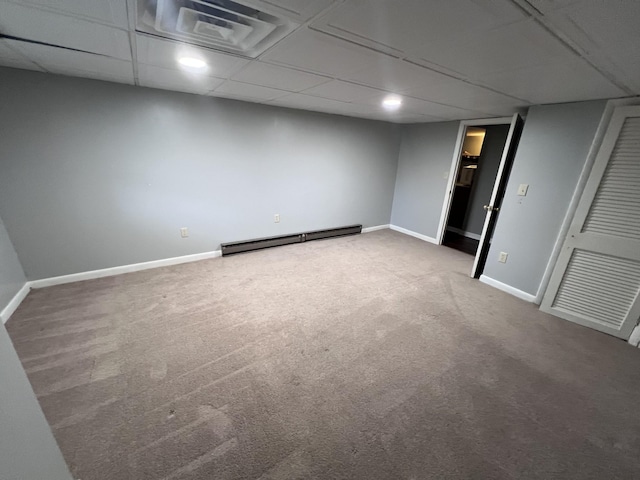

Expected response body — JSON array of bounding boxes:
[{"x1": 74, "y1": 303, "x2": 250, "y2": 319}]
[
  {"x1": 436, "y1": 117, "x2": 515, "y2": 246},
  {"x1": 535, "y1": 97, "x2": 640, "y2": 304},
  {"x1": 540, "y1": 104, "x2": 640, "y2": 340}
]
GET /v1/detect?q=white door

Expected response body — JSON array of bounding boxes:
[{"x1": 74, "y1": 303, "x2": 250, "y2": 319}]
[
  {"x1": 471, "y1": 113, "x2": 524, "y2": 278},
  {"x1": 541, "y1": 106, "x2": 640, "y2": 339}
]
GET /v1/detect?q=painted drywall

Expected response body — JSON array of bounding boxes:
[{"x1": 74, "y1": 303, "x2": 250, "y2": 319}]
[
  {"x1": 482, "y1": 100, "x2": 607, "y2": 296},
  {"x1": 390, "y1": 121, "x2": 460, "y2": 238},
  {"x1": 0, "y1": 322, "x2": 73, "y2": 480},
  {"x1": 0, "y1": 214, "x2": 26, "y2": 314},
  {"x1": 0, "y1": 68, "x2": 401, "y2": 279},
  {"x1": 462, "y1": 124, "x2": 510, "y2": 236}
]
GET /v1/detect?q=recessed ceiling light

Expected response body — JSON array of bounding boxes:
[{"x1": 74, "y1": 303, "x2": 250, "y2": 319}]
[
  {"x1": 382, "y1": 95, "x2": 402, "y2": 110},
  {"x1": 178, "y1": 57, "x2": 207, "y2": 69}
]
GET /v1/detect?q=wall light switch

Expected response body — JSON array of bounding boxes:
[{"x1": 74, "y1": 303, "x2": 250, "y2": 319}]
[
  {"x1": 517, "y1": 184, "x2": 529, "y2": 196},
  {"x1": 180, "y1": 227, "x2": 189, "y2": 238},
  {"x1": 498, "y1": 252, "x2": 508, "y2": 263},
  {"x1": 443, "y1": 171, "x2": 449, "y2": 180},
  {"x1": 274, "y1": 214, "x2": 280, "y2": 223}
]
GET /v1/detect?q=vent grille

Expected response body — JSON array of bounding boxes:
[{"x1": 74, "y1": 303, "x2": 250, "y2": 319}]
[
  {"x1": 221, "y1": 225, "x2": 362, "y2": 256},
  {"x1": 552, "y1": 249, "x2": 640, "y2": 329},
  {"x1": 137, "y1": 0, "x2": 298, "y2": 58}
]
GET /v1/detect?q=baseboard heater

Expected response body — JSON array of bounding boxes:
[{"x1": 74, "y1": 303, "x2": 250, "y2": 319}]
[{"x1": 221, "y1": 224, "x2": 362, "y2": 256}]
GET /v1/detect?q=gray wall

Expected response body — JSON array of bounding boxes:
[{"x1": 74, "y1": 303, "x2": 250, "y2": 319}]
[
  {"x1": 483, "y1": 100, "x2": 607, "y2": 295},
  {"x1": 388, "y1": 100, "x2": 607, "y2": 298},
  {"x1": 0, "y1": 66, "x2": 611, "y2": 301},
  {"x1": 462, "y1": 124, "x2": 510, "y2": 236},
  {"x1": 0, "y1": 323, "x2": 73, "y2": 480},
  {"x1": 0, "y1": 68, "x2": 401, "y2": 280},
  {"x1": 0, "y1": 214, "x2": 27, "y2": 316},
  {"x1": 390, "y1": 122, "x2": 459, "y2": 238}
]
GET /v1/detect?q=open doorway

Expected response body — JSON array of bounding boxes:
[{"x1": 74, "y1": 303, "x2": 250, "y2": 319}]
[
  {"x1": 444, "y1": 124, "x2": 511, "y2": 254},
  {"x1": 437, "y1": 114, "x2": 524, "y2": 278}
]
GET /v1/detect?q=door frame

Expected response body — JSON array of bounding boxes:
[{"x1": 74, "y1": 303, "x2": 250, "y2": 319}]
[
  {"x1": 436, "y1": 117, "x2": 514, "y2": 245},
  {"x1": 535, "y1": 98, "x2": 640, "y2": 305},
  {"x1": 539, "y1": 104, "x2": 640, "y2": 339}
]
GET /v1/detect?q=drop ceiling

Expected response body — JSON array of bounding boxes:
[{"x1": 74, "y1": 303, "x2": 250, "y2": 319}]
[{"x1": 0, "y1": 0, "x2": 637, "y2": 123}]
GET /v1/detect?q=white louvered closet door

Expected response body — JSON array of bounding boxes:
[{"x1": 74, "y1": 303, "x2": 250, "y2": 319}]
[{"x1": 541, "y1": 106, "x2": 640, "y2": 339}]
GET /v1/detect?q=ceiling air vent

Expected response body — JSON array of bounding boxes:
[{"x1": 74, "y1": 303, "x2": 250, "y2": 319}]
[{"x1": 136, "y1": 0, "x2": 298, "y2": 58}]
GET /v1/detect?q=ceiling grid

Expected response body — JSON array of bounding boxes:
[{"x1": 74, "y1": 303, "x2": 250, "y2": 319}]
[{"x1": 0, "y1": 0, "x2": 635, "y2": 123}]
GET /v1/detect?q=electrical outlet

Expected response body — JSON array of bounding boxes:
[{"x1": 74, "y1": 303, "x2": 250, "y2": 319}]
[
  {"x1": 498, "y1": 252, "x2": 508, "y2": 263},
  {"x1": 274, "y1": 214, "x2": 280, "y2": 223},
  {"x1": 517, "y1": 184, "x2": 529, "y2": 196},
  {"x1": 180, "y1": 227, "x2": 189, "y2": 238}
]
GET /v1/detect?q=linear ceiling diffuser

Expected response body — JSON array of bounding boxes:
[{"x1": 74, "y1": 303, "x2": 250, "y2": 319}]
[{"x1": 136, "y1": 0, "x2": 298, "y2": 58}]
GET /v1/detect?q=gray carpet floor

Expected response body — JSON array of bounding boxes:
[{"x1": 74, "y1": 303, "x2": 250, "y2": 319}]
[{"x1": 6, "y1": 229, "x2": 640, "y2": 479}]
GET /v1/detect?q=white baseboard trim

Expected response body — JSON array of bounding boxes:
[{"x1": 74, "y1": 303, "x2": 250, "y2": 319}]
[
  {"x1": 479, "y1": 275, "x2": 536, "y2": 303},
  {"x1": 389, "y1": 225, "x2": 438, "y2": 244},
  {"x1": 628, "y1": 325, "x2": 640, "y2": 347},
  {"x1": 1, "y1": 282, "x2": 31, "y2": 324},
  {"x1": 446, "y1": 227, "x2": 481, "y2": 241},
  {"x1": 362, "y1": 224, "x2": 390, "y2": 233},
  {"x1": 2, "y1": 251, "x2": 223, "y2": 322},
  {"x1": 29, "y1": 250, "x2": 222, "y2": 289}
]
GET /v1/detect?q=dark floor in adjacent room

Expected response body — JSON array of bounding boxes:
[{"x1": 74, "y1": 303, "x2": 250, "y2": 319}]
[
  {"x1": 6, "y1": 229, "x2": 640, "y2": 480},
  {"x1": 442, "y1": 230, "x2": 479, "y2": 256}
]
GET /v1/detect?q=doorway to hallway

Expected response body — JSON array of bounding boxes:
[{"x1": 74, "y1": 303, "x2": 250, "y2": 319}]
[{"x1": 437, "y1": 114, "x2": 524, "y2": 278}]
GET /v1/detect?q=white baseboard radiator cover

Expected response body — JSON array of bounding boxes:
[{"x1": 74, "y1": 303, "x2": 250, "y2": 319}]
[{"x1": 221, "y1": 225, "x2": 362, "y2": 256}]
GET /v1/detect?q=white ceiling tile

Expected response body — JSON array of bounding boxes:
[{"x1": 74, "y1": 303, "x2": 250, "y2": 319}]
[
  {"x1": 247, "y1": 89, "x2": 483, "y2": 123},
  {"x1": 267, "y1": 93, "x2": 351, "y2": 112},
  {"x1": 231, "y1": 62, "x2": 330, "y2": 92},
  {"x1": 344, "y1": 58, "x2": 454, "y2": 93},
  {"x1": 537, "y1": 0, "x2": 640, "y2": 93},
  {"x1": 360, "y1": 107, "x2": 445, "y2": 123},
  {"x1": 268, "y1": 94, "x2": 399, "y2": 121},
  {"x1": 8, "y1": 0, "x2": 129, "y2": 28},
  {"x1": 312, "y1": 0, "x2": 527, "y2": 57},
  {"x1": 598, "y1": 52, "x2": 640, "y2": 94},
  {"x1": 350, "y1": 107, "x2": 446, "y2": 124},
  {"x1": 212, "y1": 80, "x2": 289, "y2": 101},
  {"x1": 362, "y1": 95, "x2": 482, "y2": 120},
  {"x1": 301, "y1": 80, "x2": 385, "y2": 103},
  {"x1": 331, "y1": 102, "x2": 384, "y2": 116},
  {"x1": 543, "y1": 0, "x2": 640, "y2": 55},
  {"x1": 402, "y1": 80, "x2": 527, "y2": 116},
  {"x1": 63, "y1": 70, "x2": 133, "y2": 86},
  {"x1": 5, "y1": 39, "x2": 134, "y2": 83},
  {"x1": 386, "y1": 114, "x2": 446, "y2": 124},
  {"x1": 243, "y1": 0, "x2": 336, "y2": 23},
  {"x1": 0, "y1": 2, "x2": 131, "y2": 60},
  {"x1": 138, "y1": 64, "x2": 224, "y2": 95},
  {"x1": 544, "y1": 1, "x2": 640, "y2": 56},
  {"x1": 0, "y1": 39, "x2": 43, "y2": 71},
  {"x1": 415, "y1": 19, "x2": 577, "y2": 78},
  {"x1": 260, "y1": 27, "x2": 382, "y2": 77},
  {"x1": 476, "y1": 59, "x2": 626, "y2": 105},
  {"x1": 136, "y1": 35, "x2": 248, "y2": 79}
]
